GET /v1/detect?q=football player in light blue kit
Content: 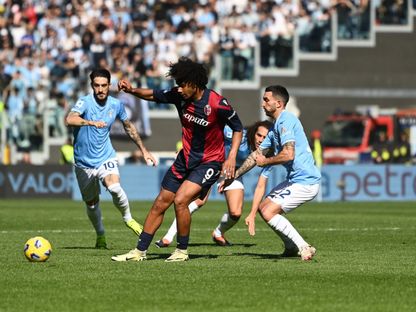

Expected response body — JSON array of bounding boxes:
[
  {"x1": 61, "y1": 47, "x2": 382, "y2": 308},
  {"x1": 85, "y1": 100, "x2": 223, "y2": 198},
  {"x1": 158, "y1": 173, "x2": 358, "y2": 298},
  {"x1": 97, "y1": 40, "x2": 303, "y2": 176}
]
[
  {"x1": 154, "y1": 121, "x2": 273, "y2": 247},
  {"x1": 66, "y1": 68, "x2": 157, "y2": 248},
  {"x1": 222, "y1": 85, "x2": 321, "y2": 261}
]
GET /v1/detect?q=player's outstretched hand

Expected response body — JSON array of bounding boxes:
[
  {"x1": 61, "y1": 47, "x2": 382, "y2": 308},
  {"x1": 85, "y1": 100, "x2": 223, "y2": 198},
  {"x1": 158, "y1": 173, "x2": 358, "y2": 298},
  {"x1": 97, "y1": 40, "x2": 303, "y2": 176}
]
[
  {"x1": 143, "y1": 151, "x2": 158, "y2": 166},
  {"x1": 118, "y1": 79, "x2": 132, "y2": 93},
  {"x1": 245, "y1": 214, "x2": 256, "y2": 236},
  {"x1": 217, "y1": 176, "x2": 234, "y2": 193}
]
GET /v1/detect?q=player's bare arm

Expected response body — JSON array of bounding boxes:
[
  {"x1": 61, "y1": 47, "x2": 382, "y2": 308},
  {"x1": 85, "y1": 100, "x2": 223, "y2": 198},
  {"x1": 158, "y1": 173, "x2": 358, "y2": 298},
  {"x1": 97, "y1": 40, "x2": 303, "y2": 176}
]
[
  {"x1": 122, "y1": 119, "x2": 157, "y2": 166},
  {"x1": 218, "y1": 148, "x2": 259, "y2": 193},
  {"x1": 65, "y1": 111, "x2": 106, "y2": 128},
  {"x1": 245, "y1": 175, "x2": 268, "y2": 236},
  {"x1": 118, "y1": 79, "x2": 155, "y2": 101},
  {"x1": 256, "y1": 141, "x2": 295, "y2": 166},
  {"x1": 222, "y1": 130, "x2": 243, "y2": 179}
]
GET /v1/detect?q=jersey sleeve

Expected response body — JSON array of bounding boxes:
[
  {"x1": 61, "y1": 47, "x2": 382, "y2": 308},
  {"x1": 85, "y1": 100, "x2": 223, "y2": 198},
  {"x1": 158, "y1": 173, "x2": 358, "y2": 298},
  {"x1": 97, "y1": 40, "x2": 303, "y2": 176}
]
[
  {"x1": 117, "y1": 100, "x2": 128, "y2": 122},
  {"x1": 71, "y1": 97, "x2": 87, "y2": 115},
  {"x1": 153, "y1": 88, "x2": 182, "y2": 105},
  {"x1": 279, "y1": 116, "x2": 296, "y2": 145},
  {"x1": 217, "y1": 97, "x2": 243, "y2": 132},
  {"x1": 260, "y1": 165, "x2": 272, "y2": 178}
]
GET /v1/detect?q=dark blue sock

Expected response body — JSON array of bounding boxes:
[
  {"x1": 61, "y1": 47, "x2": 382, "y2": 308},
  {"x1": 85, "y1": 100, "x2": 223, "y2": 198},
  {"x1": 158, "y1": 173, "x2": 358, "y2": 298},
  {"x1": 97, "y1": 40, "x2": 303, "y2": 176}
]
[
  {"x1": 137, "y1": 232, "x2": 154, "y2": 251},
  {"x1": 177, "y1": 235, "x2": 189, "y2": 250}
]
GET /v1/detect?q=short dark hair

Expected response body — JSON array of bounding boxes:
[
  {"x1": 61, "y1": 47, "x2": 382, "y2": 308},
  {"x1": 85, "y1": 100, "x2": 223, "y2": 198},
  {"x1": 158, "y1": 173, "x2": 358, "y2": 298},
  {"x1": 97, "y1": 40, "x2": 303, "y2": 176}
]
[
  {"x1": 246, "y1": 120, "x2": 273, "y2": 151},
  {"x1": 89, "y1": 68, "x2": 111, "y2": 83},
  {"x1": 167, "y1": 57, "x2": 208, "y2": 90},
  {"x1": 265, "y1": 85, "x2": 289, "y2": 107}
]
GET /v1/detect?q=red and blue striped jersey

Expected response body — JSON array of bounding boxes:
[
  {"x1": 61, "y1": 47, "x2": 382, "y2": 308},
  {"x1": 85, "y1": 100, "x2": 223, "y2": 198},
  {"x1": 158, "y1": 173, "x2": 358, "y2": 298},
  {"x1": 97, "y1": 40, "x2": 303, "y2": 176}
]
[{"x1": 153, "y1": 88, "x2": 243, "y2": 168}]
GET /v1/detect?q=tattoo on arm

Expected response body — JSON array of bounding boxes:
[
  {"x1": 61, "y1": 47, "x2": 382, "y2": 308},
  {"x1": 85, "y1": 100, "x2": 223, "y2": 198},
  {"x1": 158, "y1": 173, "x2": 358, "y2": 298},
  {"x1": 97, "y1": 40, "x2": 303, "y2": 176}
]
[
  {"x1": 283, "y1": 141, "x2": 295, "y2": 157},
  {"x1": 123, "y1": 120, "x2": 144, "y2": 149},
  {"x1": 235, "y1": 150, "x2": 258, "y2": 179},
  {"x1": 67, "y1": 111, "x2": 88, "y2": 126}
]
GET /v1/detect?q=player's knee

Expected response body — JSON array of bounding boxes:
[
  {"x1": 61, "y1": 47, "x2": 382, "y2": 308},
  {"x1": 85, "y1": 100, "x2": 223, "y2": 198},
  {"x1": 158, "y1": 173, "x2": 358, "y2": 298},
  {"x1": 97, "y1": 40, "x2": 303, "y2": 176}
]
[
  {"x1": 258, "y1": 204, "x2": 269, "y2": 219},
  {"x1": 86, "y1": 198, "x2": 99, "y2": 209},
  {"x1": 173, "y1": 195, "x2": 190, "y2": 210},
  {"x1": 229, "y1": 211, "x2": 241, "y2": 220}
]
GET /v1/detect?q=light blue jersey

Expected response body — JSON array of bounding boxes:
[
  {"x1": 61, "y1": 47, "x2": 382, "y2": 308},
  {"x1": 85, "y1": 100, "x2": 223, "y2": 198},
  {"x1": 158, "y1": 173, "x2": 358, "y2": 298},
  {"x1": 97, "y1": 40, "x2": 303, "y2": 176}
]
[
  {"x1": 260, "y1": 110, "x2": 321, "y2": 184},
  {"x1": 71, "y1": 94, "x2": 127, "y2": 168},
  {"x1": 224, "y1": 125, "x2": 272, "y2": 177}
]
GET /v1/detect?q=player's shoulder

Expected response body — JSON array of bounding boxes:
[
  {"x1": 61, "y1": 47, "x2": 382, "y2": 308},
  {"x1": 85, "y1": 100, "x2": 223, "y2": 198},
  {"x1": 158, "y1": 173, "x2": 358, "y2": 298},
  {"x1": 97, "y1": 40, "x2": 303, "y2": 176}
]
[
  {"x1": 281, "y1": 110, "x2": 296, "y2": 119},
  {"x1": 207, "y1": 89, "x2": 229, "y2": 107},
  {"x1": 72, "y1": 94, "x2": 90, "y2": 110},
  {"x1": 107, "y1": 95, "x2": 121, "y2": 105}
]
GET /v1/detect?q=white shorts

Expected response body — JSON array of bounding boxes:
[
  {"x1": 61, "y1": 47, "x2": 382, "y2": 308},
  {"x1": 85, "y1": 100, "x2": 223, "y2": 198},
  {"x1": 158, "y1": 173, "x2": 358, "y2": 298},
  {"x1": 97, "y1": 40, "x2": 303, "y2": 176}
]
[
  {"x1": 217, "y1": 176, "x2": 244, "y2": 192},
  {"x1": 267, "y1": 180, "x2": 320, "y2": 213},
  {"x1": 75, "y1": 158, "x2": 120, "y2": 202}
]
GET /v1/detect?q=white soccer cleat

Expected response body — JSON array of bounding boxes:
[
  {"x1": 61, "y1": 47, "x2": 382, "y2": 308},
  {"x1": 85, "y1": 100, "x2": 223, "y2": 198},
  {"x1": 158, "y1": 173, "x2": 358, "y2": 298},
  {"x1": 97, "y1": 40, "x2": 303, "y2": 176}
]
[
  {"x1": 111, "y1": 248, "x2": 147, "y2": 262},
  {"x1": 165, "y1": 248, "x2": 189, "y2": 262},
  {"x1": 299, "y1": 245, "x2": 316, "y2": 261}
]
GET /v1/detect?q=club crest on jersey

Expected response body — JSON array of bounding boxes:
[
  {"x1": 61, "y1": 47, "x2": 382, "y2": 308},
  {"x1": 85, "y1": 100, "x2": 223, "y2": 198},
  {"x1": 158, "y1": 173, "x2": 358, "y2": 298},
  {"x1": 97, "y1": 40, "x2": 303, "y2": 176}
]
[
  {"x1": 204, "y1": 105, "x2": 211, "y2": 116},
  {"x1": 108, "y1": 109, "x2": 114, "y2": 118}
]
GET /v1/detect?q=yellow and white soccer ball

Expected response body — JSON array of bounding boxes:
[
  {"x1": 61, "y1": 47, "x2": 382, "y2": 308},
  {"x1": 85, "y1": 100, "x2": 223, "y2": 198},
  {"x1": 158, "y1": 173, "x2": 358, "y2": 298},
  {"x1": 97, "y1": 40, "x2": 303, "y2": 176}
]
[{"x1": 24, "y1": 236, "x2": 52, "y2": 262}]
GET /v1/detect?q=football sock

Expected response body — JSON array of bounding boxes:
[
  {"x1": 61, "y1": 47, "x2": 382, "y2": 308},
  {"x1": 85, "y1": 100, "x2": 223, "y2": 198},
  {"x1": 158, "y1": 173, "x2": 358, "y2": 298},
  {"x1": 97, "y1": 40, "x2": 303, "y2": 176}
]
[
  {"x1": 267, "y1": 214, "x2": 308, "y2": 249},
  {"x1": 108, "y1": 183, "x2": 132, "y2": 222},
  {"x1": 177, "y1": 235, "x2": 189, "y2": 250},
  {"x1": 86, "y1": 203, "x2": 105, "y2": 236},
  {"x1": 137, "y1": 231, "x2": 154, "y2": 251},
  {"x1": 163, "y1": 201, "x2": 201, "y2": 242},
  {"x1": 188, "y1": 201, "x2": 200, "y2": 213},
  {"x1": 214, "y1": 213, "x2": 240, "y2": 237},
  {"x1": 276, "y1": 231, "x2": 298, "y2": 251}
]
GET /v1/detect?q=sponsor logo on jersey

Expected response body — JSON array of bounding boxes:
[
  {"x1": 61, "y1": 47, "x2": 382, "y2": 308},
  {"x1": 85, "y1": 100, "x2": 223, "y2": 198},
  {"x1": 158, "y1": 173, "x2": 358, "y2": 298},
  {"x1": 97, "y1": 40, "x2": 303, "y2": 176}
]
[{"x1": 183, "y1": 113, "x2": 210, "y2": 126}]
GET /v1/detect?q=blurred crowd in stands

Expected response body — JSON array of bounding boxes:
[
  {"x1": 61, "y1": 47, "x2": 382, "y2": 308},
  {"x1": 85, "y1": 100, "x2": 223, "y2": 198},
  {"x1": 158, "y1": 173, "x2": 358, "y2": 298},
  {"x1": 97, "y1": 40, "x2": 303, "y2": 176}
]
[{"x1": 0, "y1": 0, "x2": 412, "y2": 164}]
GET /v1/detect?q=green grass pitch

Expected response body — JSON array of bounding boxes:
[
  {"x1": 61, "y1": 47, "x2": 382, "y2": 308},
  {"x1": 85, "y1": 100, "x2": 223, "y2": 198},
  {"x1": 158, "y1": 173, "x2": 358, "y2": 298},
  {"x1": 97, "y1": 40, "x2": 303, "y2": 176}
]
[{"x1": 1, "y1": 199, "x2": 415, "y2": 312}]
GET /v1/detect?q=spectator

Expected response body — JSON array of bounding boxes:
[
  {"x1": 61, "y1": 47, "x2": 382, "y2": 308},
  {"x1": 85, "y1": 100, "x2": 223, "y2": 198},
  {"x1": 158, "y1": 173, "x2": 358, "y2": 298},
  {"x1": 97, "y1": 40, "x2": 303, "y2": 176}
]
[
  {"x1": 124, "y1": 149, "x2": 146, "y2": 165},
  {"x1": 60, "y1": 137, "x2": 74, "y2": 164},
  {"x1": 371, "y1": 131, "x2": 392, "y2": 164},
  {"x1": 392, "y1": 131, "x2": 411, "y2": 164}
]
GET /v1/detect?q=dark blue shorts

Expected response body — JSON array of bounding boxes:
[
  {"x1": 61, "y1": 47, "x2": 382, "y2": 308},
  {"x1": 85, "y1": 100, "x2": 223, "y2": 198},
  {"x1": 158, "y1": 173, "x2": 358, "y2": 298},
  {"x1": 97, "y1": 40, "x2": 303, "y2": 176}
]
[{"x1": 162, "y1": 152, "x2": 221, "y2": 199}]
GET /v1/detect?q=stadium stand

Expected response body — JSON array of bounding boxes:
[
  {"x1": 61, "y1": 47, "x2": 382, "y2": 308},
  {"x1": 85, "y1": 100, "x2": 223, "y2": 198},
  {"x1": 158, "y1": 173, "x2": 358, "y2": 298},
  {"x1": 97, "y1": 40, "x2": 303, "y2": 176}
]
[{"x1": 0, "y1": 0, "x2": 415, "y2": 164}]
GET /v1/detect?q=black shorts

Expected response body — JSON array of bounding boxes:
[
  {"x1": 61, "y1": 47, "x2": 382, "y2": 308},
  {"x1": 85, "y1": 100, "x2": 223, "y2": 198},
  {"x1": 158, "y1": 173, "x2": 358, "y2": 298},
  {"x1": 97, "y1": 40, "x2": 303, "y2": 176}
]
[{"x1": 161, "y1": 151, "x2": 221, "y2": 199}]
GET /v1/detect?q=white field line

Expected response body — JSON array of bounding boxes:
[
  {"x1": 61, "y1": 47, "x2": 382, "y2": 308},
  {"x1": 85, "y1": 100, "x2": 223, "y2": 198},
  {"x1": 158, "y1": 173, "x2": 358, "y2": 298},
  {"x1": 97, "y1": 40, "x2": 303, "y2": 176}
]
[{"x1": 0, "y1": 227, "x2": 403, "y2": 234}]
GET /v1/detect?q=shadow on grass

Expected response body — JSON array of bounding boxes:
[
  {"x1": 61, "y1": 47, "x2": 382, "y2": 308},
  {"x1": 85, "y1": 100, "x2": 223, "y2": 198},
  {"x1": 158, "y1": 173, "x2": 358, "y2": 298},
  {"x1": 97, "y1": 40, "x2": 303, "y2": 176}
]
[
  {"x1": 60, "y1": 246, "x2": 104, "y2": 250},
  {"x1": 147, "y1": 253, "x2": 219, "y2": 260},
  {"x1": 188, "y1": 242, "x2": 256, "y2": 248},
  {"x1": 232, "y1": 252, "x2": 300, "y2": 260}
]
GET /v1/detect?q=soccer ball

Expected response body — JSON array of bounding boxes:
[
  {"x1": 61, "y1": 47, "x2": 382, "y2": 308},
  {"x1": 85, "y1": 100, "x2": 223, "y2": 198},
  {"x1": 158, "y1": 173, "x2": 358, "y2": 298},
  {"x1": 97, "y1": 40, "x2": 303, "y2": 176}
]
[{"x1": 24, "y1": 236, "x2": 52, "y2": 262}]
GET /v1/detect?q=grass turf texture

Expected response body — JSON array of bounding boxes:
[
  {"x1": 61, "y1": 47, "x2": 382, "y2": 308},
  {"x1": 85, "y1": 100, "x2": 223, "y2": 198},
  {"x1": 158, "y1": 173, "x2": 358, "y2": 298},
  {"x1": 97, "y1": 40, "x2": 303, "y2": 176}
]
[{"x1": 1, "y1": 199, "x2": 415, "y2": 312}]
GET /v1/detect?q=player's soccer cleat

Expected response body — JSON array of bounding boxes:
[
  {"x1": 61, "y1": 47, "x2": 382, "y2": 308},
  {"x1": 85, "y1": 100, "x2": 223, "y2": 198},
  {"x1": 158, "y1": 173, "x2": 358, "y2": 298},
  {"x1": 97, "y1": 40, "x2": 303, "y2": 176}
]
[
  {"x1": 299, "y1": 245, "x2": 316, "y2": 261},
  {"x1": 111, "y1": 248, "x2": 147, "y2": 262},
  {"x1": 165, "y1": 248, "x2": 189, "y2": 262},
  {"x1": 155, "y1": 238, "x2": 171, "y2": 248},
  {"x1": 212, "y1": 231, "x2": 232, "y2": 246},
  {"x1": 125, "y1": 219, "x2": 143, "y2": 236},
  {"x1": 95, "y1": 235, "x2": 107, "y2": 249},
  {"x1": 280, "y1": 247, "x2": 299, "y2": 257}
]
